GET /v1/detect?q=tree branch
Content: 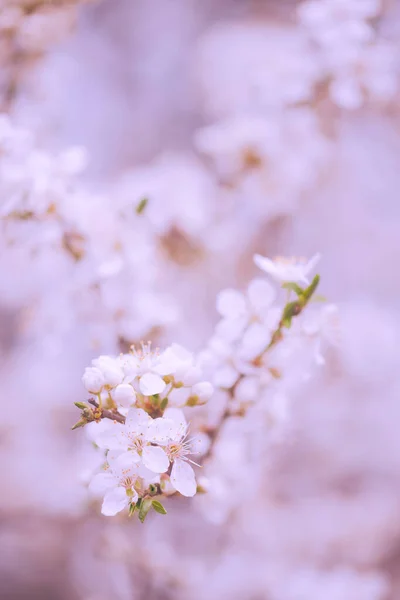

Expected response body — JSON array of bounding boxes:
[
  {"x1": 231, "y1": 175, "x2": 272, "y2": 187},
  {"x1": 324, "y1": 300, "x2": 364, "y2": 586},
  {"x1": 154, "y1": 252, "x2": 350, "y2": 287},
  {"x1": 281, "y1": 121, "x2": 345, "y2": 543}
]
[{"x1": 88, "y1": 399, "x2": 126, "y2": 424}]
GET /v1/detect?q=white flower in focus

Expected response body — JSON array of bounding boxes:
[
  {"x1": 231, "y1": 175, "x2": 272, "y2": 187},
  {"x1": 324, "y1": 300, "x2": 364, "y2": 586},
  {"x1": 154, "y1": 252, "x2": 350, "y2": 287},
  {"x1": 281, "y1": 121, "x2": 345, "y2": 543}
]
[
  {"x1": 120, "y1": 343, "x2": 169, "y2": 396},
  {"x1": 89, "y1": 450, "x2": 158, "y2": 517},
  {"x1": 89, "y1": 458, "x2": 140, "y2": 517},
  {"x1": 147, "y1": 408, "x2": 200, "y2": 497},
  {"x1": 112, "y1": 408, "x2": 170, "y2": 474},
  {"x1": 112, "y1": 383, "x2": 136, "y2": 408},
  {"x1": 82, "y1": 366, "x2": 104, "y2": 394},
  {"x1": 92, "y1": 355, "x2": 124, "y2": 388},
  {"x1": 254, "y1": 253, "x2": 321, "y2": 284}
]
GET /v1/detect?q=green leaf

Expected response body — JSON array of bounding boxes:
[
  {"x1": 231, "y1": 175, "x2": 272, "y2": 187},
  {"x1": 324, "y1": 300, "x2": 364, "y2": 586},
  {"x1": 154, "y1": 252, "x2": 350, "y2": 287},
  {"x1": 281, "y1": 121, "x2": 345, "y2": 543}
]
[
  {"x1": 128, "y1": 503, "x2": 136, "y2": 517},
  {"x1": 282, "y1": 282, "x2": 304, "y2": 296},
  {"x1": 138, "y1": 498, "x2": 152, "y2": 523},
  {"x1": 303, "y1": 274, "x2": 320, "y2": 300},
  {"x1": 152, "y1": 500, "x2": 167, "y2": 515},
  {"x1": 135, "y1": 197, "x2": 148, "y2": 214},
  {"x1": 71, "y1": 418, "x2": 86, "y2": 430}
]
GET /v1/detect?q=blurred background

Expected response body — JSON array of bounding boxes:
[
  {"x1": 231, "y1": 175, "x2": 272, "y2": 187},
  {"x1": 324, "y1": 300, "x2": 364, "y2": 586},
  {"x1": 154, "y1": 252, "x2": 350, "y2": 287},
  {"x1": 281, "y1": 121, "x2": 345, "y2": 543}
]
[{"x1": 1, "y1": 0, "x2": 400, "y2": 598}]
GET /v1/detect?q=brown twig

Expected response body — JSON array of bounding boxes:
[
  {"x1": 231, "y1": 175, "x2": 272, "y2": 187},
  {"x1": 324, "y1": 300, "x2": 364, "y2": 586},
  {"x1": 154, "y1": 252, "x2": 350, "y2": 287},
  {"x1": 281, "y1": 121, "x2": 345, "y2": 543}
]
[{"x1": 88, "y1": 399, "x2": 126, "y2": 424}]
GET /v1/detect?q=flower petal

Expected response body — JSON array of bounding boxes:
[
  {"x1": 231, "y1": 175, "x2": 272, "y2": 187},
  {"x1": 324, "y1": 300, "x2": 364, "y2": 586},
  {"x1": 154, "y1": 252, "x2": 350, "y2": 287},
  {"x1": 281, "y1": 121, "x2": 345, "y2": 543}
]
[
  {"x1": 95, "y1": 422, "x2": 126, "y2": 450},
  {"x1": 108, "y1": 450, "x2": 140, "y2": 478},
  {"x1": 216, "y1": 289, "x2": 246, "y2": 319},
  {"x1": 247, "y1": 278, "x2": 276, "y2": 314},
  {"x1": 125, "y1": 408, "x2": 151, "y2": 436},
  {"x1": 213, "y1": 364, "x2": 239, "y2": 388},
  {"x1": 142, "y1": 445, "x2": 169, "y2": 473},
  {"x1": 163, "y1": 408, "x2": 187, "y2": 439},
  {"x1": 238, "y1": 322, "x2": 271, "y2": 360},
  {"x1": 170, "y1": 459, "x2": 197, "y2": 497},
  {"x1": 88, "y1": 472, "x2": 115, "y2": 497},
  {"x1": 253, "y1": 254, "x2": 276, "y2": 276},
  {"x1": 139, "y1": 372, "x2": 166, "y2": 396},
  {"x1": 146, "y1": 417, "x2": 175, "y2": 444},
  {"x1": 112, "y1": 383, "x2": 136, "y2": 408},
  {"x1": 101, "y1": 487, "x2": 130, "y2": 516}
]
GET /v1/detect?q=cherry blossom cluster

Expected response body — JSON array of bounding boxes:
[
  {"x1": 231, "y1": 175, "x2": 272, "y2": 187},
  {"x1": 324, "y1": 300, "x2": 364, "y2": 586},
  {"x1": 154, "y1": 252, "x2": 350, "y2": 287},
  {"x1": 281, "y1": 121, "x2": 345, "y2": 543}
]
[
  {"x1": 298, "y1": 0, "x2": 398, "y2": 109},
  {"x1": 76, "y1": 341, "x2": 213, "y2": 518},
  {"x1": 74, "y1": 253, "x2": 337, "y2": 521},
  {"x1": 0, "y1": 0, "x2": 95, "y2": 109}
]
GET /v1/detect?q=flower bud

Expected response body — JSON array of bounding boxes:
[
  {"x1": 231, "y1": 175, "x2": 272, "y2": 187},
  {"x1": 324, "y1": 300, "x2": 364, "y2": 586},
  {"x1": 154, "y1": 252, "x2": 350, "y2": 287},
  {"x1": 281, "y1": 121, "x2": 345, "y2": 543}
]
[
  {"x1": 82, "y1": 366, "x2": 104, "y2": 393},
  {"x1": 112, "y1": 383, "x2": 136, "y2": 407},
  {"x1": 92, "y1": 355, "x2": 124, "y2": 387}
]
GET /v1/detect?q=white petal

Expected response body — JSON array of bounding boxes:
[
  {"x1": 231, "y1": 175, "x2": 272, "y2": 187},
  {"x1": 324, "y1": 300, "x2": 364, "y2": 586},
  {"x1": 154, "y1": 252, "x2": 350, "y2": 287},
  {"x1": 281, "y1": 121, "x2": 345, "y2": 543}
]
[
  {"x1": 216, "y1": 289, "x2": 247, "y2": 319},
  {"x1": 88, "y1": 472, "x2": 115, "y2": 497},
  {"x1": 146, "y1": 417, "x2": 175, "y2": 444},
  {"x1": 139, "y1": 372, "x2": 166, "y2": 396},
  {"x1": 253, "y1": 254, "x2": 276, "y2": 276},
  {"x1": 142, "y1": 445, "x2": 169, "y2": 473},
  {"x1": 137, "y1": 463, "x2": 160, "y2": 483},
  {"x1": 234, "y1": 376, "x2": 260, "y2": 402},
  {"x1": 112, "y1": 383, "x2": 136, "y2": 408},
  {"x1": 238, "y1": 323, "x2": 271, "y2": 360},
  {"x1": 305, "y1": 253, "x2": 321, "y2": 275},
  {"x1": 108, "y1": 451, "x2": 140, "y2": 478},
  {"x1": 155, "y1": 344, "x2": 192, "y2": 376},
  {"x1": 170, "y1": 459, "x2": 197, "y2": 497},
  {"x1": 163, "y1": 407, "x2": 187, "y2": 439},
  {"x1": 247, "y1": 278, "x2": 276, "y2": 314},
  {"x1": 125, "y1": 408, "x2": 151, "y2": 436},
  {"x1": 215, "y1": 316, "x2": 247, "y2": 342},
  {"x1": 101, "y1": 487, "x2": 130, "y2": 516},
  {"x1": 191, "y1": 381, "x2": 214, "y2": 401},
  {"x1": 213, "y1": 364, "x2": 239, "y2": 388},
  {"x1": 96, "y1": 422, "x2": 126, "y2": 450},
  {"x1": 82, "y1": 366, "x2": 104, "y2": 393},
  {"x1": 86, "y1": 419, "x2": 116, "y2": 445},
  {"x1": 189, "y1": 432, "x2": 210, "y2": 456}
]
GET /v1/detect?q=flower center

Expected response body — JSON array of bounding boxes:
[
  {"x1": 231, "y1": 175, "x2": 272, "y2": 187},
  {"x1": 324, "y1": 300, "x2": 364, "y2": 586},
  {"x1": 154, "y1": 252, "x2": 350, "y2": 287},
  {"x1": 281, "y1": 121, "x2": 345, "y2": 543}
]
[
  {"x1": 273, "y1": 255, "x2": 305, "y2": 266},
  {"x1": 165, "y1": 436, "x2": 194, "y2": 462}
]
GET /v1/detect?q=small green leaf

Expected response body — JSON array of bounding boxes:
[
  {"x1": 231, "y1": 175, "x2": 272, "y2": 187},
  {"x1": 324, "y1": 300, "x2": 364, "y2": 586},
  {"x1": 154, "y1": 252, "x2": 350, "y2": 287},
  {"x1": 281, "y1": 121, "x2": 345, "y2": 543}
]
[
  {"x1": 152, "y1": 500, "x2": 167, "y2": 515},
  {"x1": 135, "y1": 197, "x2": 148, "y2": 214},
  {"x1": 303, "y1": 274, "x2": 320, "y2": 300},
  {"x1": 138, "y1": 498, "x2": 152, "y2": 523},
  {"x1": 71, "y1": 418, "x2": 86, "y2": 430},
  {"x1": 128, "y1": 503, "x2": 136, "y2": 517},
  {"x1": 160, "y1": 397, "x2": 168, "y2": 411},
  {"x1": 282, "y1": 282, "x2": 304, "y2": 296}
]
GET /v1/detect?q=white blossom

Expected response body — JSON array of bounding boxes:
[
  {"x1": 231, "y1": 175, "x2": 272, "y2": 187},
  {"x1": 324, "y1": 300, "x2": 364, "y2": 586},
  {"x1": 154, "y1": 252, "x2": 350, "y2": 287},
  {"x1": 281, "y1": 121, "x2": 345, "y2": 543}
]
[
  {"x1": 89, "y1": 452, "x2": 156, "y2": 516},
  {"x1": 82, "y1": 366, "x2": 104, "y2": 394},
  {"x1": 147, "y1": 408, "x2": 200, "y2": 497},
  {"x1": 254, "y1": 253, "x2": 321, "y2": 284}
]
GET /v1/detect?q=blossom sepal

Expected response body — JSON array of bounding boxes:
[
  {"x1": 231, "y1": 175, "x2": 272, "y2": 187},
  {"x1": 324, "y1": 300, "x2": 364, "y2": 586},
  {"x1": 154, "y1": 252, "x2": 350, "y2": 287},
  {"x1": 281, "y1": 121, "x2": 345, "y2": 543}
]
[
  {"x1": 137, "y1": 498, "x2": 153, "y2": 523},
  {"x1": 151, "y1": 500, "x2": 167, "y2": 515}
]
